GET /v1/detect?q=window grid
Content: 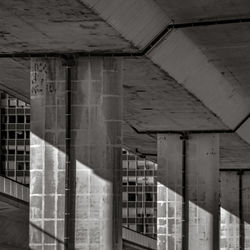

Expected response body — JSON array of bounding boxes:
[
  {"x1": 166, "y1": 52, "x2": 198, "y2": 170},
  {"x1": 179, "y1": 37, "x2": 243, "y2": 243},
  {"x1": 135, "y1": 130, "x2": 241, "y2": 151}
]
[
  {"x1": 122, "y1": 149, "x2": 157, "y2": 238},
  {"x1": 0, "y1": 92, "x2": 30, "y2": 186}
]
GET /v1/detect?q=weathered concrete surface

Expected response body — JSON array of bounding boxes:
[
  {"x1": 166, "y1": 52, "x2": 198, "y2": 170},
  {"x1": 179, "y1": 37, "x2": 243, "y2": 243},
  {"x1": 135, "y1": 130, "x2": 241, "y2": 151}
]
[
  {"x1": 30, "y1": 57, "x2": 123, "y2": 249},
  {"x1": 0, "y1": 0, "x2": 250, "y2": 153},
  {"x1": 77, "y1": 0, "x2": 250, "y2": 145},
  {"x1": 0, "y1": 55, "x2": 231, "y2": 160},
  {"x1": 236, "y1": 118, "x2": 250, "y2": 146},
  {"x1": 123, "y1": 57, "x2": 228, "y2": 132},
  {"x1": 0, "y1": 197, "x2": 29, "y2": 250},
  {"x1": 220, "y1": 172, "x2": 239, "y2": 249},
  {"x1": 148, "y1": 30, "x2": 249, "y2": 131},
  {"x1": 182, "y1": 24, "x2": 250, "y2": 101},
  {"x1": 0, "y1": 1, "x2": 250, "y2": 248},
  {"x1": 154, "y1": 0, "x2": 250, "y2": 23},
  {"x1": 157, "y1": 134, "x2": 219, "y2": 250},
  {"x1": 30, "y1": 57, "x2": 66, "y2": 250},
  {"x1": 70, "y1": 57, "x2": 123, "y2": 250},
  {"x1": 220, "y1": 171, "x2": 250, "y2": 249},
  {"x1": 0, "y1": 0, "x2": 250, "y2": 165},
  {"x1": 0, "y1": 0, "x2": 137, "y2": 54},
  {"x1": 157, "y1": 134, "x2": 183, "y2": 250},
  {"x1": 187, "y1": 134, "x2": 219, "y2": 250},
  {"x1": 243, "y1": 172, "x2": 250, "y2": 249},
  {"x1": 220, "y1": 133, "x2": 250, "y2": 169},
  {"x1": 81, "y1": 0, "x2": 170, "y2": 49},
  {"x1": 0, "y1": 58, "x2": 29, "y2": 102}
]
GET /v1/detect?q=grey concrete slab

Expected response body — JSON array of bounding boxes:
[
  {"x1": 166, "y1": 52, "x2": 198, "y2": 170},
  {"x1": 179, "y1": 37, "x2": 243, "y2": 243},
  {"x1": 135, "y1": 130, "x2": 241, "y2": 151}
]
[{"x1": 154, "y1": 0, "x2": 250, "y2": 23}]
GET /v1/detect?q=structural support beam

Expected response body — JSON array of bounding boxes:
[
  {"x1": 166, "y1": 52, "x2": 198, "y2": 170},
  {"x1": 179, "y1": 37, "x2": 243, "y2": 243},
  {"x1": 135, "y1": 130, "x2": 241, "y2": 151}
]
[
  {"x1": 29, "y1": 57, "x2": 123, "y2": 249},
  {"x1": 149, "y1": 30, "x2": 249, "y2": 130},
  {"x1": 82, "y1": 0, "x2": 170, "y2": 50},
  {"x1": 157, "y1": 134, "x2": 220, "y2": 250},
  {"x1": 236, "y1": 117, "x2": 250, "y2": 145}
]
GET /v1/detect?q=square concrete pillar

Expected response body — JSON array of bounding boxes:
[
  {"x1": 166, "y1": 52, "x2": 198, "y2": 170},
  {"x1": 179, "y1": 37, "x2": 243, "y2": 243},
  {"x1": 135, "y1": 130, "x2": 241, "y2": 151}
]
[
  {"x1": 157, "y1": 134, "x2": 183, "y2": 250},
  {"x1": 220, "y1": 172, "x2": 239, "y2": 249},
  {"x1": 157, "y1": 134, "x2": 219, "y2": 250},
  {"x1": 242, "y1": 172, "x2": 250, "y2": 249},
  {"x1": 187, "y1": 134, "x2": 219, "y2": 250},
  {"x1": 30, "y1": 58, "x2": 66, "y2": 250},
  {"x1": 30, "y1": 57, "x2": 122, "y2": 250}
]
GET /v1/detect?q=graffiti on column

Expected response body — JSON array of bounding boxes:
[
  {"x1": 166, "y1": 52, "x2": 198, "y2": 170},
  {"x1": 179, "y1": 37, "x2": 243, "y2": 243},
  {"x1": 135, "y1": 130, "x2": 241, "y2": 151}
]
[
  {"x1": 31, "y1": 60, "x2": 56, "y2": 97},
  {"x1": 31, "y1": 60, "x2": 47, "y2": 96}
]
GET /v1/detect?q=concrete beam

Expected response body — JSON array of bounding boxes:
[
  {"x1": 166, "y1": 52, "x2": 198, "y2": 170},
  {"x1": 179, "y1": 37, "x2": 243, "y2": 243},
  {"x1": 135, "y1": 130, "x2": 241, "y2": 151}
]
[
  {"x1": 147, "y1": 29, "x2": 250, "y2": 145},
  {"x1": 236, "y1": 117, "x2": 250, "y2": 145},
  {"x1": 79, "y1": 0, "x2": 250, "y2": 146},
  {"x1": 81, "y1": 0, "x2": 170, "y2": 49},
  {"x1": 148, "y1": 30, "x2": 249, "y2": 130}
]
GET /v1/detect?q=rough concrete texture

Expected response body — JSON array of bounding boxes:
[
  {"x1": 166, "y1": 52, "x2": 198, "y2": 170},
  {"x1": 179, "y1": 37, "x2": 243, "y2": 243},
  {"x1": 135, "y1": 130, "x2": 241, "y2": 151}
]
[
  {"x1": 0, "y1": 0, "x2": 137, "y2": 54},
  {"x1": 243, "y1": 172, "x2": 250, "y2": 249},
  {"x1": 0, "y1": 58, "x2": 30, "y2": 102},
  {"x1": 220, "y1": 172, "x2": 239, "y2": 249},
  {"x1": 187, "y1": 134, "x2": 219, "y2": 250},
  {"x1": 0, "y1": 55, "x2": 230, "y2": 162},
  {"x1": 157, "y1": 134, "x2": 183, "y2": 250},
  {"x1": 0, "y1": 198, "x2": 29, "y2": 250},
  {"x1": 123, "y1": 57, "x2": 227, "y2": 132},
  {"x1": 236, "y1": 117, "x2": 250, "y2": 145},
  {"x1": 148, "y1": 30, "x2": 249, "y2": 131},
  {"x1": 220, "y1": 133, "x2": 250, "y2": 169},
  {"x1": 157, "y1": 134, "x2": 220, "y2": 250},
  {"x1": 71, "y1": 57, "x2": 123, "y2": 250},
  {"x1": 182, "y1": 24, "x2": 250, "y2": 101},
  {"x1": 79, "y1": 0, "x2": 250, "y2": 147},
  {"x1": 220, "y1": 171, "x2": 250, "y2": 249},
  {"x1": 1, "y1": 0, "x2": 250, "y2": 171},
  {"x1": 81, "y1": 0, "x2": 170, "y2": 49},
  {"x1": 30, "y1": 57, "x2": 66, "y2": 250},
  {"x1": 30, "y1": 57, "x2": 123, "y2": 249},
  {"x1": 154, "y1": 0, "x2": 250, "y2": 23}
]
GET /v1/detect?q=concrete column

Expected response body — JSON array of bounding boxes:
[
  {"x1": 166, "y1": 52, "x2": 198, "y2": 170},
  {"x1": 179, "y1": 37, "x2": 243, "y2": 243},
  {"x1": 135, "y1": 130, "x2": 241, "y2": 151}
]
[
  {"x1": 187, "y1": 134, "x2": 219, "y2": 250},
  {"x1": 30, "y1": 57, "x2": 123, "y2": 250},
  {"x1": 220, "y1": 172, "x2": 239, "y2": 249},
  {"x1": 157, "y1": 134, "x2": 219, "y2": 250},
  {"x1": 30, "y1": 58, "x2": 66, "y2": 250},
  {"x1": 242, "y1": 172, "x2": 250, "y2": 249},
  {"x1": 157, "y1": 134, "x2": 183, "y2": 250}
]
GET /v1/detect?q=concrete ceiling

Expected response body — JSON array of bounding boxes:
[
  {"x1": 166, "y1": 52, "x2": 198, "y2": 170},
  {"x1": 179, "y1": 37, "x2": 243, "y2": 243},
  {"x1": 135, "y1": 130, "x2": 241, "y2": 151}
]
[
  {"x1": 0, "y1": 0, "x2": 137, "y2": 53},
  {"x1": 183, "y1": 24, "x2": 250, "y2": 102},
  {"x1": 0, "y1": 0, "x2": 250, "y2": 167},
  {"x1": 154, "y1": 0, "x2": 250, "y2": 23},
  {"x1": 123, "y1": 57, "x2": 227, "y2": 132}
]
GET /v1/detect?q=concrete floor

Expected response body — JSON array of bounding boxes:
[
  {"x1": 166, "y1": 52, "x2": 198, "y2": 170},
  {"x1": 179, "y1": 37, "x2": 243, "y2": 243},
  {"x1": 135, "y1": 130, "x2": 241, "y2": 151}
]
[{"x1": 0, "y1": 197, "x2": 29, "y2": 250}]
